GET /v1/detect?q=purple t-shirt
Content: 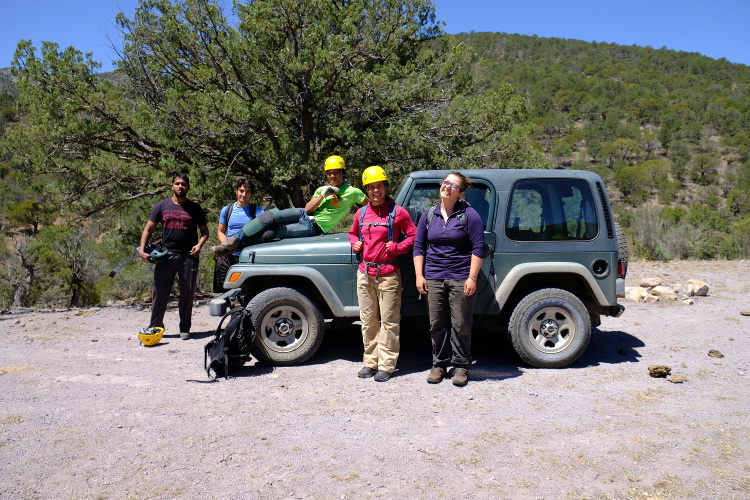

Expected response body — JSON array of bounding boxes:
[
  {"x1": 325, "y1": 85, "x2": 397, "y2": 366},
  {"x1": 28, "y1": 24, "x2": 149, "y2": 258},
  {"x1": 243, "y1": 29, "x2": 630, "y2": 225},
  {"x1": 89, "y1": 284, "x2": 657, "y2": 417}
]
[
  {"x1": 149, "y1": 198, "x2": 207, "y2": 254},
  {"x1": 413, "y1": 201, "x2": 485, "y2": 280}
]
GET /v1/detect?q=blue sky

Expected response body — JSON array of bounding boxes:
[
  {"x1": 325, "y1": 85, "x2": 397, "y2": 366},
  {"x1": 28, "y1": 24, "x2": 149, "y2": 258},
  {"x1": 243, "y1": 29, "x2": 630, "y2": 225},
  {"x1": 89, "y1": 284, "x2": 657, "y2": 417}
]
[{"x1": 2, "y1": 0, "x2": 749, "y2": 73}]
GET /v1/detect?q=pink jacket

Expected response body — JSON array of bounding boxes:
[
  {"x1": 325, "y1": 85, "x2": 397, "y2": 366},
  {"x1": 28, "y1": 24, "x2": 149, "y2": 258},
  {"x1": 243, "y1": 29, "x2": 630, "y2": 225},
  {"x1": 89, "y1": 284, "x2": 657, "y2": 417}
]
[{"x1": 348, "y1": 201, "x2": 416, "y2": 276}]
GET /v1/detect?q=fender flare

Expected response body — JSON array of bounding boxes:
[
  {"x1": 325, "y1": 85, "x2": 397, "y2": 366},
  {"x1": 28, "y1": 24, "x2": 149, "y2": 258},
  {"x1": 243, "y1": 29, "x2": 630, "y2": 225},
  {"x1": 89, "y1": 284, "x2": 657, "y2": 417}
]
[
  {"x1": 494, "y1": 262, "x2": 611, "y2": 309},
  {"x1": 224, "y1": 264, "x2": 358, "y2": 317}
]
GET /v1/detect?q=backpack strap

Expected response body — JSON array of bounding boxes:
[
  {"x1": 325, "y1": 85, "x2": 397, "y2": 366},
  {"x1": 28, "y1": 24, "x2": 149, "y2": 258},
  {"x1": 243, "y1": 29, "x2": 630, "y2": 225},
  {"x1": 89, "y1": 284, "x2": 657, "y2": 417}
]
[
  {"x1": 358, "y1": 202, "x2": 396, "y2": 241},
  {"x1": 357, "y1": 205, "x2": 369, "y2": 242},
  {"x1": 387, "y1": 202, "x2": 396, "y2": 242},
  {"x1": 225, "y1": 202, "x2": 258, "y2": 226},
  {"x1": 356, "y1": 205, "x2": 368, "y2": 264},
  {"x1": 425, "y1": 204, "x2": 436, "y2": 230},
  {"x1": 426, "y1": 202, "x2": 471, "y2": 231},
  {"x1": 225, "y1": 202, "x2": 234, "y2": 225},
  {"x1": 357, "y1": 202, "x2": 398, "y2": 277},
  {"x1": 457, "y1": 211, "x2": 467, "y2": 230}
]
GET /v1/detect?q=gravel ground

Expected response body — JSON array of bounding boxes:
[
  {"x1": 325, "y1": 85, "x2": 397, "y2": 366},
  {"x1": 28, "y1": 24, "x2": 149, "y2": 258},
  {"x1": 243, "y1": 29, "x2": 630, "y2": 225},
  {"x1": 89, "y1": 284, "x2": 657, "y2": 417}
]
[{"x1": 1, "y1": 260, "x2": 749, "y2": 500}]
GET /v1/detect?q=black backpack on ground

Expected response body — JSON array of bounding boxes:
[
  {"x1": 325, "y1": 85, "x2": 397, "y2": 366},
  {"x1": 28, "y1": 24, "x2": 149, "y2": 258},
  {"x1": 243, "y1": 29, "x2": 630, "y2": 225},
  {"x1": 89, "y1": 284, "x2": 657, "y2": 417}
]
[{"x1": 204, "y1": 305, "x2": 256, "y2": 379}]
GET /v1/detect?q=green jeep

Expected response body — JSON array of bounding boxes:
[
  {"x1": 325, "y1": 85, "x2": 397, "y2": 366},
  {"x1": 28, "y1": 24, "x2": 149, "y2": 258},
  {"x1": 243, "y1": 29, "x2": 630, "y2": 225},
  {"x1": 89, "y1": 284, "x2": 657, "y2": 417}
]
[{"x1": 210, "y1": 169, "x2": 627, "y2": 368}]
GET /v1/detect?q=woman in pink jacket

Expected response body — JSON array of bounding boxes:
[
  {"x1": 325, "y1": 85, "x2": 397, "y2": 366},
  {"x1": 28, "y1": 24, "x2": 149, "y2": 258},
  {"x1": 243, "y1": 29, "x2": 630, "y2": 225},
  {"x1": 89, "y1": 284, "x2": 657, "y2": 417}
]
[{"x1": 349, "y1": 166, "x2": 416, "y2": 382}]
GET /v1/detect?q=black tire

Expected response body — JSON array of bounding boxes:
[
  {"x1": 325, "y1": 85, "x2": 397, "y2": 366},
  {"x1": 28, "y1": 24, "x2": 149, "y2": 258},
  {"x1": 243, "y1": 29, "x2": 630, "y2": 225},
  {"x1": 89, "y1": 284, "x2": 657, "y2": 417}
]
[
  {"x1": 508, "y1": 288, "x2": 591, "y2": 368},
  {"x1": 248, "y1": 287, "x2": 325, "y2": 366}
]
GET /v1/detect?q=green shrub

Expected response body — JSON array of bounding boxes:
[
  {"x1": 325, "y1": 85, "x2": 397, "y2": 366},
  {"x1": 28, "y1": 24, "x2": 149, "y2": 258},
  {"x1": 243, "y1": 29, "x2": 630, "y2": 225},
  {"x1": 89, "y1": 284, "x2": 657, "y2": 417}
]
[{"x1": 729, "y1": 216, "x2": 750, "y2": 258}]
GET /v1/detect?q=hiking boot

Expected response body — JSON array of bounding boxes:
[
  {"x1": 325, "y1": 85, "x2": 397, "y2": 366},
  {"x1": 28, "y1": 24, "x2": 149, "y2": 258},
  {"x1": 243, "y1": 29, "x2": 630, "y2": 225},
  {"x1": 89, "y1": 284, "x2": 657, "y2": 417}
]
[
  {"x1": 212, "y1": 236, "x2": 239, "y2": 256},
  {"x1": 427, "y1": 365, "x2": 445, "y2": 384},
  {"x1": 357, "y1": 366, "x2": 377, "y2": 378},
  {"x1": 180, "y1": 331, "x2": 191, "y2": 340},
  {"x1": 452, "y1": 366, "x2": 469, "y2": 387},
  {"x1": 374, "y1": 370, "x2": 392, "y2": 382},
  {"x1": 262, "y1": 229, "x2": 277, "y2": 242}
]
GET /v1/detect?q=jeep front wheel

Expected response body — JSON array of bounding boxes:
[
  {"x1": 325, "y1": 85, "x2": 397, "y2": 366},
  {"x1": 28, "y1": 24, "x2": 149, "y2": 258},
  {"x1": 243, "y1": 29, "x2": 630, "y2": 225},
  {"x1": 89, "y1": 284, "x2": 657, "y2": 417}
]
[
  {"x1": 248, "y1": 287, "x2": 324, "y2": 366},
  {"x1": 508, "y1": 288, "x2": 591, "y2": 368}
]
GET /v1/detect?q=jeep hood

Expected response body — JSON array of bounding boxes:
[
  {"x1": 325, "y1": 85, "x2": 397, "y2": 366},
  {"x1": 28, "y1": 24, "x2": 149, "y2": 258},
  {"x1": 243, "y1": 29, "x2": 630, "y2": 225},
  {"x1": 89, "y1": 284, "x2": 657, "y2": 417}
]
[{"x1": 238, "y1": 232, "x2": 354, "y2": 265}]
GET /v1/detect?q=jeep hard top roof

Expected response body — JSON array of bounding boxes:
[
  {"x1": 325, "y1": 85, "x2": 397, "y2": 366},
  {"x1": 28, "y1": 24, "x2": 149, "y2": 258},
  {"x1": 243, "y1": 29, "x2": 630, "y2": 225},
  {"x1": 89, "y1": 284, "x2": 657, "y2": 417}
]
[{"x1": 406, "y1": 169, "x2": 605, "y2": 190}]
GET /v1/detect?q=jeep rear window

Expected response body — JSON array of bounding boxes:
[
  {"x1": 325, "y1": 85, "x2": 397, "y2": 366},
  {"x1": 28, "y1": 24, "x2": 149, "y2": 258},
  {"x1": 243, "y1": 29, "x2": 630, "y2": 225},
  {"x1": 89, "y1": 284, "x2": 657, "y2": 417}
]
[{"x1": 506, "y1": 178, "x2": 598, "y2": 241}]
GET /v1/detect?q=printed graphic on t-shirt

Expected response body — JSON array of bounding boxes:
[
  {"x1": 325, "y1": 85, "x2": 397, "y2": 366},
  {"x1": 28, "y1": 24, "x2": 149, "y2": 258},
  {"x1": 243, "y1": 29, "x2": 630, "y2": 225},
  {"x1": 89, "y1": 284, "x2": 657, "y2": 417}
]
[
  {"x1": 325, "y1": 195, "x2": 342, "y2": 208},
  {"x1": 149, "y1": 198, "x2": 207, "y2": 254},
  {"x1": 163, "y1": 209, "x2": 195, "y2": 230}
]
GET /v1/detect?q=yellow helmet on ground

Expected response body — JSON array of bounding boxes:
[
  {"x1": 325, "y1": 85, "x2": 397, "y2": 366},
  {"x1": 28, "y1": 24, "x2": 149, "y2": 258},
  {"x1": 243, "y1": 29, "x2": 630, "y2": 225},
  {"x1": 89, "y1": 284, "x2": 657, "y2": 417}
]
[
  {"x1": 362, "y1": 166, "x2": 387, "y2": 186},
  {"x1": 138, "y1": 327, "x2": 164, "y2": 347},
  {"x1": 324, "y1": 155, "x2": 345, "y2": 171}
]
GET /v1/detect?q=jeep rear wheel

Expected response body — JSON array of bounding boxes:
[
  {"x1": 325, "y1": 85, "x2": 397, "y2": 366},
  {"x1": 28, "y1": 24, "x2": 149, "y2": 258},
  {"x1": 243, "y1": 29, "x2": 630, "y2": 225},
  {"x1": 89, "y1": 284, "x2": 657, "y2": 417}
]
[
  {"x1": 248, "y1": 287, "x2": 324, "y2": 366},
  {"x1": 508, "y1": 288, "x2": 591, "y2": 368}
]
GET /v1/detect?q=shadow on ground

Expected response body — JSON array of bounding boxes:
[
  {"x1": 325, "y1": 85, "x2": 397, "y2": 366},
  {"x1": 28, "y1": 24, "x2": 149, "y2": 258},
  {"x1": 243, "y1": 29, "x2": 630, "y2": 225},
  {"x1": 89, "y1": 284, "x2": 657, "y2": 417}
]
[
  {"x1": 309, "y1": 319, "x2": 525, "y2": 382},
  {"x1": 207, "y1": 317, "x2": 644, "y2": 382},
  {"x1": 571, "y1": 328, "x2": 644, "y2": 368}
]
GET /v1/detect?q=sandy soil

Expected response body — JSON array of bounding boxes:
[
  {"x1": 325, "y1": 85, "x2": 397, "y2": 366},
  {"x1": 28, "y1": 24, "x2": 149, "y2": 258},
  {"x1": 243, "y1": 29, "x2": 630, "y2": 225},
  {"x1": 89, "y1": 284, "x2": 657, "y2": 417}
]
[{"x1": 1, "y1": 260, "x2": 749, "y2": 500}]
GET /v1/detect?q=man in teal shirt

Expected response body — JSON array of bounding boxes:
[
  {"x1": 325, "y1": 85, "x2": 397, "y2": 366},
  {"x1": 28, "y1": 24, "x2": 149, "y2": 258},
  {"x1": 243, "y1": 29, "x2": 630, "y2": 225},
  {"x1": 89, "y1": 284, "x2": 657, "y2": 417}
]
[{"x1": 213, "y1": 155, "x2": 366, "y2": 254}]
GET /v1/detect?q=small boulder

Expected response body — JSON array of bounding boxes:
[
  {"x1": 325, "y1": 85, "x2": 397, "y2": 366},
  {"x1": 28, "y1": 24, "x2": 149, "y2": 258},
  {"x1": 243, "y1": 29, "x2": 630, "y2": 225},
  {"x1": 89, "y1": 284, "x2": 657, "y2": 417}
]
[
  {"x1": 685, "y1": 279, "x2": 709, "y2": 297},
  {"x1": 625, "y1": 287, "x2": 646, "y2": 302},
  {"x1": 667, "y1": 375, "x2": 686, "y2": 384},
  {"x1": 648, "y1": 365, "x2": 671, "y2": 377},
  {"x1": 639, "y1": 277, "x2": 662, "y2": 288},
  {"x1": 708, "y1": 349, "x2": 724, "y2": 358}
]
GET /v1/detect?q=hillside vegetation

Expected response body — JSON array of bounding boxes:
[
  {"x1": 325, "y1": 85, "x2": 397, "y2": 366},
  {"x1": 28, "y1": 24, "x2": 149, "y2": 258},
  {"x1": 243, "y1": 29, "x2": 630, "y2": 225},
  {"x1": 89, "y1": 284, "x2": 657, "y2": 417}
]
[
  {"x1": 458, "y1": 32, "x2": 750, "y2": 260},
  {"x1": 1, "y1": 20, "x2": 749, "y2": 308}
]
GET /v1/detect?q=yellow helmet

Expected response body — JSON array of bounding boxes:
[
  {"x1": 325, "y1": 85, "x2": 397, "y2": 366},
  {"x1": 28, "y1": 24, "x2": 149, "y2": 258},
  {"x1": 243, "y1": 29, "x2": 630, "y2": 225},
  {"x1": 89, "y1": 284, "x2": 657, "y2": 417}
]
[
  {"x1": 138, "y1": 327, "x2": 164, "y2": 347},
  {"x1": 362, "y1": 166, "x2": 387, "y2": 186},
  {"x1": 324, "y1": 155, "x2": 345, "y2": 171}
]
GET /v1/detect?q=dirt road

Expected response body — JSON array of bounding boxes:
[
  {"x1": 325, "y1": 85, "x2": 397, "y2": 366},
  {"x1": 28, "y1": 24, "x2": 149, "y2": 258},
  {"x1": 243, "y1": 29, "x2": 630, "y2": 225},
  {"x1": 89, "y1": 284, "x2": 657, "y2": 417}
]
[{"x1": 1, "y1": 260, "x2": 749, "y2": 499}]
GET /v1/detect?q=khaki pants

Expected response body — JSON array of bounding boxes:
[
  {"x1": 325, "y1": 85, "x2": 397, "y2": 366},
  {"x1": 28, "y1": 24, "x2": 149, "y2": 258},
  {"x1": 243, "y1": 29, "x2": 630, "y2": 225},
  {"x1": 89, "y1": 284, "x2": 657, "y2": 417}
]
[{"x1": 357, "y1": 270, "x2": 403, "y2": 373}]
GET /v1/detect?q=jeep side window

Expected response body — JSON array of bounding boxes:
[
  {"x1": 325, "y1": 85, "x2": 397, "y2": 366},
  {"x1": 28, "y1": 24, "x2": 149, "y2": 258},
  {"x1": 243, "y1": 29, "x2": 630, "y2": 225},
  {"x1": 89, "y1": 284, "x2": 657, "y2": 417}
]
[
  {"x1": 506, "y1": 179, "x2": 598, "y2": 241},
  {"x1": 404, "y1": 185, "x2": 439, "y2": 225},
  {"x1": 463, "y1": 186, "x2": 491, "y2": 229},
  {"x1": 405, "y1": 183, "x2": 491, "y2": 230}
]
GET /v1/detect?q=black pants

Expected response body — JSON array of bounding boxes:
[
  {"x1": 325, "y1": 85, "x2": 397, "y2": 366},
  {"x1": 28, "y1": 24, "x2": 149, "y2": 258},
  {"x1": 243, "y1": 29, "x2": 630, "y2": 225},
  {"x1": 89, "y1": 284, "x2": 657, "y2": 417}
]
[
  {"x1": 213, "y1": 254, "x2": 239, "y2": 293},
  {"x1": 149, "y1": 254, "x2": 199, "y2": 333},
  {"x1": 425, "y1": 278, "x2": 477, "y2": 367}
]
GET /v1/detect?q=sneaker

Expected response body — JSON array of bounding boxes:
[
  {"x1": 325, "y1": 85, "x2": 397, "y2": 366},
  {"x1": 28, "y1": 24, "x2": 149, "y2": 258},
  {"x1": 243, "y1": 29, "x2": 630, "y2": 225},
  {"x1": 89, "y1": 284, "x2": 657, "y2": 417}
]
[
  {"x1": 357, "y1": 366, "x2": 377, "y2": 378},
  {"x1": 374, "y1": 370, "x2": 392, "y2": 382},
  {"x1": 426, "y1": 366, "x2": 445, "y2": 384},
  {"x1": 180, "y1": 331, "x2": 191, "y2": 340},
  {"x1": 452, "y1": 366, "x2": 469, "y2": 387}
]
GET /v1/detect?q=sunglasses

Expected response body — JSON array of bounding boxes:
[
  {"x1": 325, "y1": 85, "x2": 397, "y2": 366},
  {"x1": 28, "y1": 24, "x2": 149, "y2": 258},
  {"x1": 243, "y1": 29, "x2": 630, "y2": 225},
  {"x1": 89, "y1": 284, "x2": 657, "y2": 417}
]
[{"x1": 441, "y1": 180, "x2": 461, "y2": 191}]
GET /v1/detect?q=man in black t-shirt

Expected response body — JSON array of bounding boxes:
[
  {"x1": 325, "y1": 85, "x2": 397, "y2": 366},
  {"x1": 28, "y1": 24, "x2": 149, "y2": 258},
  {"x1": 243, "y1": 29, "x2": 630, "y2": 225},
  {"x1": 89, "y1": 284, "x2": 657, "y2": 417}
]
[{"x1": 139, "y1": 174, "x2": 209, "y2": 339}]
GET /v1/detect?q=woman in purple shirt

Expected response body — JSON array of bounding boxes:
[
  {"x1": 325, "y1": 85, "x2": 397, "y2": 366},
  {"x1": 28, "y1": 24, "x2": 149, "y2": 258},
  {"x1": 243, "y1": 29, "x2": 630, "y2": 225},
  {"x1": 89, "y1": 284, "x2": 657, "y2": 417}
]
[{"x1": 413, "y1": 172, "x2": 485, "y2": 387}]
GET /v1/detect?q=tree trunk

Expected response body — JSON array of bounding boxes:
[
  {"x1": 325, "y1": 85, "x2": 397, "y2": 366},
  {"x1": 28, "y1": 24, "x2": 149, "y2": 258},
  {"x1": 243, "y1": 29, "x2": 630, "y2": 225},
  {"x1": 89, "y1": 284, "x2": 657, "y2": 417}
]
[
  {"x1": 12, "y1": 249, "x2": 34, "y2": 307},
  {"x1": 69, "y1": 276, "x2": 82, "y2": 308}
]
